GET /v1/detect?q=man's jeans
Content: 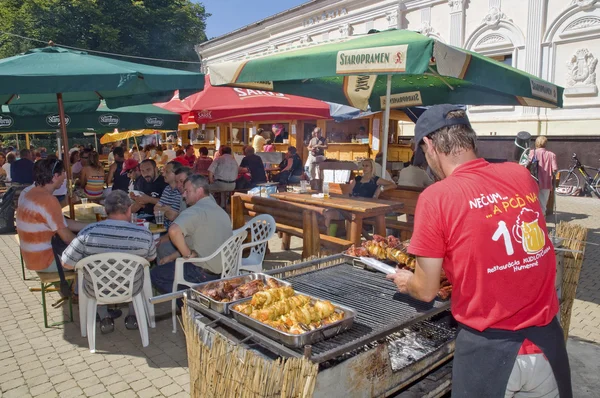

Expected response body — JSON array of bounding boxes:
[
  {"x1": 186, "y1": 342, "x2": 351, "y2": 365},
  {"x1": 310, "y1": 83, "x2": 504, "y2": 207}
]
[{"x1": 150, "y1": 260, "x2": 220, "y2": 294}]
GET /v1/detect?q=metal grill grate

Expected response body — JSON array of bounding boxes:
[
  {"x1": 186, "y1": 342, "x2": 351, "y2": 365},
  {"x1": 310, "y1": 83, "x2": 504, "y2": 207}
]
[{"x1": 284, "y1": 262, "x2": 450, "y2": 362}]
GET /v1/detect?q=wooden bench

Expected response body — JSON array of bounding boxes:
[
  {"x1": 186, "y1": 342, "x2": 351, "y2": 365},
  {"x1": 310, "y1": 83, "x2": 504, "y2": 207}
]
[
  {"x1": 29, "y1": 271, "x2": 76, "y2": 328},
  {"x1": 231, "y1": 193, "x2": 353, "y2": 258},
  {"x1": 364, "y1": 185, "x2": 424, "y2": 240}
]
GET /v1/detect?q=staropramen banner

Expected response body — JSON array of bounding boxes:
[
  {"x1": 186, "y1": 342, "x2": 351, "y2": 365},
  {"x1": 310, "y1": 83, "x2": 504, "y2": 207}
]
[{"x1": 336, "y1": 45, "x2": 408, "y2": 74}]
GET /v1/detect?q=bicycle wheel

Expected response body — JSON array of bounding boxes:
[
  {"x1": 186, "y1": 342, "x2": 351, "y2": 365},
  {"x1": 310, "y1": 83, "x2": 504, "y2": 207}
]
[{"x1": 556, "y1": 170, "x2": 580, "y2": 196}]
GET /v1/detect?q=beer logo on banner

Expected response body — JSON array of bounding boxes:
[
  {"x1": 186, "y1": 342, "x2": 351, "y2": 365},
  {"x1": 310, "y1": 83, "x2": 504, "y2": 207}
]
[
  {"x1": 46, "y1": 114, "x2": 71, "y2": 127},
  {"x1": 530, "y1": 79, "x2": 558, "y2": 103},
  {"x1": 98, "y1": 114, "x2": 120, "y2": 127},
  {"x1": 380, "y1": 91, "x2": 423, "y2": 109},
  {"x1": 337, "y1": 45, "x2": 408, "y2": 74},
  {"x1": 342, "y1": 75, "x2": 376, "y2": 110},
  {"x1": 0, "y1": 115, "x2": 14, "y2": 129},
  {"x1": 144, "y1": 116, "x2": 165, "y2": 128},
  {"x1": 197, "y1": 110, "x2": 212, "y2": 120}
]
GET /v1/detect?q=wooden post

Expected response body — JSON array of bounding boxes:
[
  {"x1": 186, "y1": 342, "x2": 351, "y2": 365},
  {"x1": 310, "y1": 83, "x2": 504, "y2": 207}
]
[
  {"x1": 25, "y1": 133, "x2": 30, "y2": 149},
  {"x1": 230, "y1": 195, "x2": 245, "y2": 230},
  {"x1": 302, "y1": 210, "x2": 320, "y2": 258},
  {"x1": 56, "y1": 93, "x2": 75, "y2": 219}
]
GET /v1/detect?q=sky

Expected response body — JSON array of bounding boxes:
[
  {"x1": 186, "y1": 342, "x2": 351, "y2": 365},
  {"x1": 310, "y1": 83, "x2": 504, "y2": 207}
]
[{"x1": 198, "y1": 0, "x2": 307, "y2": 39}]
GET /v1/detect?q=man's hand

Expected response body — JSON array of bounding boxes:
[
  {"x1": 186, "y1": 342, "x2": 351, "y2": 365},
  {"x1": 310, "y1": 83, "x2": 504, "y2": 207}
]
[
  {"x1": 386, "y1": 269, "x2": 414, "y2": 294},
  {"x1": 134, "y1": 192, "x2": 151, "y2": 205}
]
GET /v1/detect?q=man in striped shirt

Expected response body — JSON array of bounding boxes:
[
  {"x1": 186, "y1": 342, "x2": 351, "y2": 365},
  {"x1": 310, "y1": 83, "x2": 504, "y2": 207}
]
[
  {"x1": 62, "y1": 190, "x2": 156, "y2": 333},
  {"x1": 16, "y1": 159, "x2": 86, "y2": 273},
  {"x1": 153, "y1": 161, "x2": 183, "y2": 230}
]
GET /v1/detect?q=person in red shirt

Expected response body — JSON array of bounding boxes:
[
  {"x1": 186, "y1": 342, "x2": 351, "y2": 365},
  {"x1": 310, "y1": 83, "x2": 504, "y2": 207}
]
[
  {"x1": 386, "y1": 105, "x2": 571, "y2": 398},
  {"x1": 184, "y1": 144, "x2": 196, "y2": 166},
  {"x1": 172, "y1": 149, "x2": 190, "y2": 167}
]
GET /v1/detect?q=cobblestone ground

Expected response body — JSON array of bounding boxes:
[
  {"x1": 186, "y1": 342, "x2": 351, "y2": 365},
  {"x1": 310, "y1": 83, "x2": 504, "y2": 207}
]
[
  {"x1": 550, "y1": 195, "x2": 600, "y2": 343},
  {"x1": 0, "y1": 195, "x2": 597, "y2": 397}
]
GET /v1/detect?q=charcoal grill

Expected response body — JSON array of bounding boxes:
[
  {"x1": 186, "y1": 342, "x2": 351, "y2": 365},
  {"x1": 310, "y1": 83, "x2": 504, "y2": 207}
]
[{"x1": 181, "y1": 254, "x2": 457, "y2": 397}]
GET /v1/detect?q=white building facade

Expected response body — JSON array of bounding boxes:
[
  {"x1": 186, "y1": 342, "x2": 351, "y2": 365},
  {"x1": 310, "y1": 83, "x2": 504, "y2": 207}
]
[{"x1": 196, "y1": 0, "x2": 600, "y2": 163}]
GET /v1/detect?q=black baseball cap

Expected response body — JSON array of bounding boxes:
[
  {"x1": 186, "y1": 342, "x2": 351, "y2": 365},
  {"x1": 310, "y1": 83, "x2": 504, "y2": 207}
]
[{"x1": 414, "y1": 104, "x2": 471, "y2": 161}]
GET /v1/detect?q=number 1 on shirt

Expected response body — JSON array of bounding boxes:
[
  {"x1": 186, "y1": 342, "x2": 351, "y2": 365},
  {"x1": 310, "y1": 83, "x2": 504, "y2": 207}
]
[{"x1": 492, "y1": 220, "x2": 514, "y2": 256}]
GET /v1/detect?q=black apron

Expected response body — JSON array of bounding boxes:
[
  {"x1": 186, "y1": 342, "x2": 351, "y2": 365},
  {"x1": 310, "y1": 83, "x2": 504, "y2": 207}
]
[
  {"x1": 452, "y1": 317, "x2": 572, "y2": 398},
  {"x1": 112, "y1": 161, "x2": 130, "y2": 192}
]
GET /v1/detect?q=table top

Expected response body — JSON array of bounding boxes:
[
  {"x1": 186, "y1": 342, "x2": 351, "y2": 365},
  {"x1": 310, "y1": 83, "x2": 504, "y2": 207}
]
[
  {"x1": 62, "y1": 203, "x2": 104, "y2": 222},
  {"x1": 270, "y1": 192, "x2": 404, "y2": 216},
  {"x1": 62, "y1": 204, "x2": 167, "y2": 233}
]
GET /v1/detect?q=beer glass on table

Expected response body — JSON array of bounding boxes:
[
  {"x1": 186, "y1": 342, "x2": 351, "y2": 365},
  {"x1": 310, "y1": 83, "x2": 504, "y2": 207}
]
[{"x1": 155, "y1": 211, "x2": 165, "y2": 227}]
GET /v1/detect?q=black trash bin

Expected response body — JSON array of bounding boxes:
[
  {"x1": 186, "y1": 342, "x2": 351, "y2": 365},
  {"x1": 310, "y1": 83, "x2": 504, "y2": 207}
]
[{"x1": 0, "y1": 187, "x2": 16, "y2": 233}]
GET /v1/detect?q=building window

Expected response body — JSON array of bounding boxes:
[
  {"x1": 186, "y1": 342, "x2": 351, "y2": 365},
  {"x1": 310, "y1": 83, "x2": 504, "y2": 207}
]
[{"x1": 491, "y1": 54, "x2": 513, "y2": 66}]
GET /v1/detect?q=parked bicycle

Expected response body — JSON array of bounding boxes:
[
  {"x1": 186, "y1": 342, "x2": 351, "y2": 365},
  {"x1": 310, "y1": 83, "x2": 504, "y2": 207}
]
[{"x1": 556, "y1": 153, "x2": 600, "y2": 198}]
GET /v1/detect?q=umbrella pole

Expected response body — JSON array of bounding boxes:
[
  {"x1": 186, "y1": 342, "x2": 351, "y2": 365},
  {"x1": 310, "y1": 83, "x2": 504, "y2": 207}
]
[
  {"x1": 380, "y1": 74, "x2": 392, "y2": 176},
  {"x1": 56, "y1": 93, "x2": 75, "y2": 219}
]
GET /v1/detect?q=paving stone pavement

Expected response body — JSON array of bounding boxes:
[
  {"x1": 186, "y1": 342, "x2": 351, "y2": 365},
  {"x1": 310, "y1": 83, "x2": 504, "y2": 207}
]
[
  {"x1": 550, "y1": 195, "x2": 600, "y2": 344},
  {"x1": 0, "y1": 195, "x2": 596, "y2": 397}
]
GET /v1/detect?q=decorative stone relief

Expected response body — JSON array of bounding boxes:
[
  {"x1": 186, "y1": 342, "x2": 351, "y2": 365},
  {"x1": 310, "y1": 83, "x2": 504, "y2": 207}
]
[
  {"x1": 482, "y1": 7, "x2": 512, "y2": 27},
  {"x1": 570, "y1": 0, "x2": 597, "y2": 10},
  {"x1": 339, "y1": 23, "x2": 353, "y2": 38},
  {"x1": 420, "y1": 21, "x2": 435, "y2": 36},
  {"x1": 565, "y1": 49, "x2": 598, "y2": 96},
  {"x1": 299, "y1": 35, "x2": 312, "y2": 45},
  {"x1": 564, "y1": 17, "x2": 600, "y2": 32},
  {"x1": 386, "y1": 10, "x2": 398, "y2": 28},
  {"x1": 448, "y1": 0, "x2": 465, "y2": 13},
  {"x1": 477, "y1": 33, "x2": 509, "y2": 46}
]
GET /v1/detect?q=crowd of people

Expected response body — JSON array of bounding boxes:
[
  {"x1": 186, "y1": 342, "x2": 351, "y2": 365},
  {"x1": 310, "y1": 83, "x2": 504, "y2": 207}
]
[{"x1": 11, "y1": 118, "x2": 565, "y2": 397}]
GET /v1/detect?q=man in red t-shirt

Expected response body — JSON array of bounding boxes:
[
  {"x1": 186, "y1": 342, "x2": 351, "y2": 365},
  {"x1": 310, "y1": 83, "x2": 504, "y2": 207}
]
[{"x1": 386, "y1": 105, "x2": 571, "y2": 398}]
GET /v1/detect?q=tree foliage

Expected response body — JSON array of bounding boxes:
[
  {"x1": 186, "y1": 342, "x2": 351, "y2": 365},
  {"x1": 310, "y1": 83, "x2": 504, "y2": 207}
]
[{"x1": 0, "y1": 0, "x2": 209, "y2": 70}]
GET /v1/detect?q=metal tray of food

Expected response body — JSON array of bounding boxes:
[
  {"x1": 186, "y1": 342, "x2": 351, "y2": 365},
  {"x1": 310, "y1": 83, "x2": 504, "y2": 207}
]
[
  {"x1": 188, "y1": 273, "x2": 291, "y2": 314},
  {"x1": 229, "y1": 292, "x2": 356, "y2": 348}
]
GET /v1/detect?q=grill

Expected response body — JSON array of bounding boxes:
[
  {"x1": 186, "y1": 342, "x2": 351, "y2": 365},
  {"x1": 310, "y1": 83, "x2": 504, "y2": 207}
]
[
  {"x1": 185, "y1": 255, "x2": 450, "y2": 364},
  {"x1": 283, "y1": 262, "x2": 449, "y2": 362}
]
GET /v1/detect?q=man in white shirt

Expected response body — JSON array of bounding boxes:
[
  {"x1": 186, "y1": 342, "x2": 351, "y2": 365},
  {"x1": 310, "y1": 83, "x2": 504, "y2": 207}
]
[
  {"x1": 397, "y1": 164, "x2": 433, "y2": 188},
  {"x1": 208, "y1": 146, "x2": 238, "y2": 193},
  {"x1": 163, "y1": 144, "x2": 176, "y2": 161}
]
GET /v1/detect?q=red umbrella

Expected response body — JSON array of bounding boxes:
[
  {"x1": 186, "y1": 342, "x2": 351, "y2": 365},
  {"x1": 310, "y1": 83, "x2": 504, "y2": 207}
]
[{"x1": 157, "y1": 75, "x2": 331, "y2": 124}]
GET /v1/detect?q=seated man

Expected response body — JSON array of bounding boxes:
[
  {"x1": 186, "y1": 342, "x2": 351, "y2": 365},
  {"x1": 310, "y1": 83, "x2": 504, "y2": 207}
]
[
  {"x1": 397, "y1": 161, "x2": 434, "y2": 188},
  {"x1": 154, "y1": 161, "x2": 184, "y2": 230},
  {"x1": 131, "y1": 159, "x2": 167, "y2": 216},
  {"x1": 239, "y1": 146, "x2": 267, "y2": 188},
  {"x1": 151, "y1": 175, "x2": 233, "y2": 293},
  {"x1": 61, "y1": 191, "x2": 156, "y2": 332},
  {"x1": 11, "y1": 148, "x2": 35, "y2": 185},
  {"x1": 193, "y1": 146, "x2": 213, "y2": 176},
  {"x1": 207, "y1": 146, "x2": 238, "y2": 193},
  {"x1": 16, "y1": 158, "x2": 86, "y2": 273},
  {"x1": 274, "y1": 146, "x2": 304, "y2": 184}
]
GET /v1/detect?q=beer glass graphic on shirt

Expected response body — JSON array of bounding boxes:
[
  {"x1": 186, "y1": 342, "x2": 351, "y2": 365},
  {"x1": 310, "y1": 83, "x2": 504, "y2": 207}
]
[{"x1": 512, "y1": 208, "x2": 546, "y2": 254}]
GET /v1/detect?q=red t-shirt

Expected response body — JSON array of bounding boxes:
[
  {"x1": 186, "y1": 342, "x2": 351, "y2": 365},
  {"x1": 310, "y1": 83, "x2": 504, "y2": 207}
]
[{"x1": 409, "y1": 158, "x2": 558, "y2": 332}]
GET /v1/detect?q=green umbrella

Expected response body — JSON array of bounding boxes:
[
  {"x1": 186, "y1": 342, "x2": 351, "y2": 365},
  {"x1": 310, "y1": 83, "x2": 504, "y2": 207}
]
[
  {"x1": 209, "y1": 29, "x2": 563, "y2": 167},
  {"x1": 0, "y1": 46, "x2": 205, "y2": 116},
  {"x1": 0, "y1": 103, "x2": 180, "y2": 134},
  {"x1": 0, "y1": 45, "x2": 204, "y2": 216}
]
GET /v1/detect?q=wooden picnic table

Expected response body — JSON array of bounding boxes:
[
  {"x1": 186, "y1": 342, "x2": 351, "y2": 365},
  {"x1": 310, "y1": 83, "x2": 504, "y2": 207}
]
[
  {"x1": 62, "y1": 204, "x2": 167, "y2": 234},
  {"x1": 270, "y1": 192, "x2": 404, "y2": 245}
]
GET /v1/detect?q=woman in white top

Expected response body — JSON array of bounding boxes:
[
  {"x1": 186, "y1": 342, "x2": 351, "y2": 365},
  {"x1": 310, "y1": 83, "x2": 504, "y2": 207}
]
[{"x1": 2, "y1": 152, "x2": 15, "y2": 182}]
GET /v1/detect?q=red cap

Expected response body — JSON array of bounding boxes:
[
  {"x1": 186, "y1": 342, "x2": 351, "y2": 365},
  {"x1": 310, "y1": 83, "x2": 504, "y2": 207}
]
[{"x1": 120, "y1": 158, "x2": 139, "y2": 175}]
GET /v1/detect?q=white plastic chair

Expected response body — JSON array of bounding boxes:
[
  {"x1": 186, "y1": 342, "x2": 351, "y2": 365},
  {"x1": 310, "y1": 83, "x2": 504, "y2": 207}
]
[
  {"x1": 171, "y1": 229, "x2": 248, "y2": 333},
  {"x1": 236, "y1": 214, "x2": 276, "y2": 274},
  {"x1": 75, "y1": 253, "x2": 154, "y2": 353}
]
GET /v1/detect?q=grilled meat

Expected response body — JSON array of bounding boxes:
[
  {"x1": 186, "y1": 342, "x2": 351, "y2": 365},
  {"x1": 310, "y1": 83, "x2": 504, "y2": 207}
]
[{"x1": 201, "y1": 278, "x2": 286, "y2": 302}]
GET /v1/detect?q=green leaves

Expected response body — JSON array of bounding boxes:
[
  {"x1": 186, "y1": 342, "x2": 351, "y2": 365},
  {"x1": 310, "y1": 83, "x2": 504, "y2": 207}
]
[{"x1": 0, "y1": 0, "x2": 209, "y2": 71}]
